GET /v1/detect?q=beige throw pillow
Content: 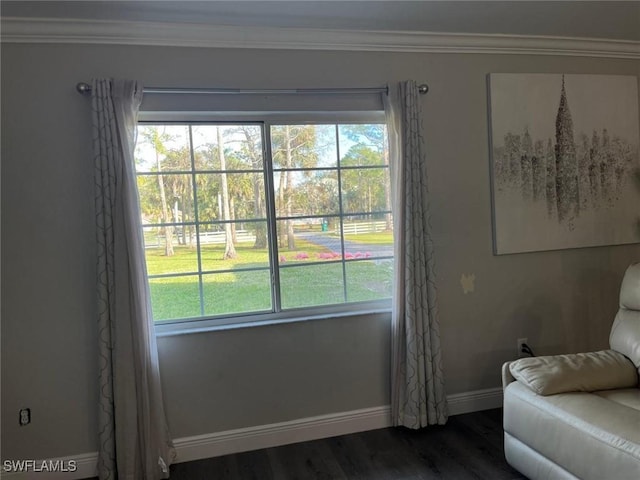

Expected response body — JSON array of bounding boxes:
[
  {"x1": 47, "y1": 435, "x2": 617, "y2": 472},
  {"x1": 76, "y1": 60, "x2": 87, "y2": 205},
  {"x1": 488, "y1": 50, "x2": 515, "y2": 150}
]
[{"x1": 509, "y1": 350, "x2": 638, "y2": 396}]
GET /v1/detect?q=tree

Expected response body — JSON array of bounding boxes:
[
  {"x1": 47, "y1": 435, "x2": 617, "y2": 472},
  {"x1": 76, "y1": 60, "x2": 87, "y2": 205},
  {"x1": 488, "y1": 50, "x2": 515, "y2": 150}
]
[
  {"x1": 193, "y1": 146, "x2": 221, "y2": 228},
  {"x1": 282, "y1": 126, "x2": 296, "y2": 249},
  {"x1": 163, "y1": 147, "x2": 196, "y2": 247},
  {"x1": 139, "y1": 126, "x2": 175, "y2": 256},
  {"x1": 271, "y1": 125, "x2": 319, "y2": 250},
  {"x1": 216, "y1": 127, "x2": 237, "y2": 259},
  {"x1": 340, "y1": 144, "x2": 386, "y2": 214},
  {"x1": 238, "y1": 126, "x2": 268, "y2": 249},
  {"x1": 292, "y1": 172, "x2": 339, "y2": 217},
  {"x1": 340, "y1": 124, "x2": 392, "y2": 229}
]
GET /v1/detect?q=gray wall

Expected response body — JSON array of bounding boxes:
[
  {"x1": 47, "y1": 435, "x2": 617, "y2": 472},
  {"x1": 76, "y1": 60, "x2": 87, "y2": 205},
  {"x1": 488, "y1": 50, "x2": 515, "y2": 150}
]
[{"x1": 2, "y1": 43, "x2": 638, "y2": 460}]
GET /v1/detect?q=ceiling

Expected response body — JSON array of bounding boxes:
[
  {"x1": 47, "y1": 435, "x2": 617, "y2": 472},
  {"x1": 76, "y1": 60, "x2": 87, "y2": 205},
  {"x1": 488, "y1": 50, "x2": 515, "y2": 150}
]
[{"x1": 2, "y1": 1, "x2": 639, "y2": 41}]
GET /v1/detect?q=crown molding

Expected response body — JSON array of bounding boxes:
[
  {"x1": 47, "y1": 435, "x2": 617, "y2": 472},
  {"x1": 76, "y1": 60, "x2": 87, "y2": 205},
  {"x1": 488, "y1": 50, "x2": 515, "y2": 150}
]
[{"x1": 2, "y1": 17, "x2": 639, "y2": 59}]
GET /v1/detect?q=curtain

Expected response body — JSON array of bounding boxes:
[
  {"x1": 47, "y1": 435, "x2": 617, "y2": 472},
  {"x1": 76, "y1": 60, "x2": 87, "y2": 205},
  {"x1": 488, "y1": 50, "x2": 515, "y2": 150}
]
[
  {"x1": 385, "y1": 81, "x2": 448, "y2": 429},
  {"x1": 93, "y1": 79, "x2": 175, "y2": 479}
]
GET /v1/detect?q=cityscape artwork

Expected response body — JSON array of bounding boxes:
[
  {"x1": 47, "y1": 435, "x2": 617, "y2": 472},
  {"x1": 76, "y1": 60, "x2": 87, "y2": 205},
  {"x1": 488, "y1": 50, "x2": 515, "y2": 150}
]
[{"x1": 488, "y1": 73, "x2": 640, "y2": 254}]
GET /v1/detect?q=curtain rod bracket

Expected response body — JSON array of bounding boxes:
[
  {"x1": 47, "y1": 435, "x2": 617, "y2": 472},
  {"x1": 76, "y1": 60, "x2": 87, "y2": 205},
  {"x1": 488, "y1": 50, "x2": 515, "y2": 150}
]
[{"x1": 418, "y1": 84, "x2": 429, "y2": 94}]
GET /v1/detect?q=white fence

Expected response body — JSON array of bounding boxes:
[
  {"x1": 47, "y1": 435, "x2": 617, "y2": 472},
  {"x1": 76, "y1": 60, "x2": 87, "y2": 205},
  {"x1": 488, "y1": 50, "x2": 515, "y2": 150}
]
[
  {"x1": 338, "y1": 221, "x2": 388, "y2": 235},
  {"x1": 146, "y1": 230, "x2": 256, "y2": 248},
  {"x1": 146, "y1": 222, "x2": 387, "y2": 248}
]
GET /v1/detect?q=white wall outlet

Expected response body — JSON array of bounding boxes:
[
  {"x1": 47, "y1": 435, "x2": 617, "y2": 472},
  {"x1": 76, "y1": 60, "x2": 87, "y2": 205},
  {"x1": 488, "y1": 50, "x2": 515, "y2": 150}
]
[
  {"x1": 19, "y1": 408, "x2": 30, "y2": 426},
  {"x1": 517, "y1": 338, "x2": 528, "y2": 358}
]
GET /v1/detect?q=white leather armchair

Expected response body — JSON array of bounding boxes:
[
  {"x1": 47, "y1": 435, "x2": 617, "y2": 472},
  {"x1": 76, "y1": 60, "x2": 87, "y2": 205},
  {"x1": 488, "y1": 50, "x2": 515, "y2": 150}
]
[{"x1": 502, "y1": 263, "x2": 640, "y2": 480}]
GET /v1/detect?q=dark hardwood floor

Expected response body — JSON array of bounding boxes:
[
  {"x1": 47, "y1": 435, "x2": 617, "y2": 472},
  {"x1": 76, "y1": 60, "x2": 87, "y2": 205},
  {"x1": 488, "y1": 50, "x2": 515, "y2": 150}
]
[{"x1": 169, "y1": 408, "x2": 525, "y2": 479}]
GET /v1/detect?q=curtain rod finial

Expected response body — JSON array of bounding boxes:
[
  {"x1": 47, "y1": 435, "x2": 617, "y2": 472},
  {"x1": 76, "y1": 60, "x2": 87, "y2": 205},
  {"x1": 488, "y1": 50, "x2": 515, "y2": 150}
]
[
  {"x1": 418, "y1": 84, "x2": 429, "y2": 95},
  {"x1": 76, "y1": 82, "x2": 92, "y2": 94}
]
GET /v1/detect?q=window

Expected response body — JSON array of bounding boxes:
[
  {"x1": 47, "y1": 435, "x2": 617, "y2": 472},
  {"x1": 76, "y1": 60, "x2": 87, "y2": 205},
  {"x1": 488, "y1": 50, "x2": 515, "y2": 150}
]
[{"x1": 134, "y1": 119, "x2": 393, "y2": 327}]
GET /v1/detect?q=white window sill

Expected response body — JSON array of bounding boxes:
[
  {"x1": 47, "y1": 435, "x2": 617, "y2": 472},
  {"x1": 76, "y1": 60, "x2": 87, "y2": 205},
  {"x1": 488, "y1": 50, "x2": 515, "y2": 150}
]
[{"x1": 154, "y1": 303, "x2": 392, "y2": 337}]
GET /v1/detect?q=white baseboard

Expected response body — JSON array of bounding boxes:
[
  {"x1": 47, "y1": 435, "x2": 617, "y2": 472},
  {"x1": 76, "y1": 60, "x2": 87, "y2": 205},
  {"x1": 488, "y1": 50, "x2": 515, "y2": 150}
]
[
  {"x1": 174, "y1": 405, "x2": 392, "y2": 463},
  {"x1": 447, "y1": 387, "x2": 504, "y2": 416},
  {"x1": 1, "y1": 387, "x2": 503, "y2": 479},
  {"x1": 174, "y1": 387, "x2": 503, "y2": 463}
]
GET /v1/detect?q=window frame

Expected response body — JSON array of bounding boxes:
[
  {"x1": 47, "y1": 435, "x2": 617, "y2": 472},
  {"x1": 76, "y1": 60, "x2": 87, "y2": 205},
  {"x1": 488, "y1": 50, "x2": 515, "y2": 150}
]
[{"x1": 137, "y1": 111, "x2": 393, "y2": 334}]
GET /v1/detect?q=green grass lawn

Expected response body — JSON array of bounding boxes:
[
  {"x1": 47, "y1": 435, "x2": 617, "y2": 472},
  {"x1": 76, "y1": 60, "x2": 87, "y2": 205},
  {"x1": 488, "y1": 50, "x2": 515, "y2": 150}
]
[
  {"x1": 145, "y1": 238, "x2": 341, "y2": 275},
  {"x1": 340, "y1": 231, "x2": 393, "y2": 245},
  {"x1": 145, "y1": 238, "x2": 392, "y2": 321}
]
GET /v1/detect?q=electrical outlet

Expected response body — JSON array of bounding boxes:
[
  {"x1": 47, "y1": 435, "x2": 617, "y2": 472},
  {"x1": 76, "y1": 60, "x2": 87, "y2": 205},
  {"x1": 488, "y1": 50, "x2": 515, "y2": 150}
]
[
  {"x1": 517, "y1": 338, "x2": 528, "y2": 358},
  {"x1": 19, "y1": 408, "x2": 30, "y2": 426}
]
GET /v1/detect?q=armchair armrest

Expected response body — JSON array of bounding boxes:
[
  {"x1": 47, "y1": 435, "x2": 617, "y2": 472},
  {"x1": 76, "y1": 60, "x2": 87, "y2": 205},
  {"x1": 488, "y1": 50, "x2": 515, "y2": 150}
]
[
  {"x1": 509, "y1": 349, "x2": 638, "y2": 396},
  {"x1": 502, "y1": 361, "x2": 517, "y2": 389}
]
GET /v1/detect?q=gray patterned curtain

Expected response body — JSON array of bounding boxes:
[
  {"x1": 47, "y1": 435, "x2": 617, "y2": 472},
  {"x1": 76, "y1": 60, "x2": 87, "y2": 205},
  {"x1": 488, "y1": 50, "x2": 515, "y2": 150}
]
[
  {"x1": 385, "y1": 80, "x2": 448, "y2": 428},
  {"x1": 93, "y1": 79, "x2": 175, "y2": 479}
]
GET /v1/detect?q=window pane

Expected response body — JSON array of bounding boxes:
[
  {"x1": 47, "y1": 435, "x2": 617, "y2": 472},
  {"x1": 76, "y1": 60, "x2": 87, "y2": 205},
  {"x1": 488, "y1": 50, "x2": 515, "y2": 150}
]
[
  {"x1": 199, "y1": 221, "x2": 270, "y2": 272},
  {"x1": 202, "y1": 270, "x2": 272, "y2": 316},
  {"x1": 135, "y1": 125, "x2": 191, "y2": 172},
  {"x1": 271, "y1": 125, "x2": 337, "y2": 169},
  {"x1": 341, "y1": 214, "x2": 394, "y2": 259},
  {"x1": 143, "y1": 227, "x2": 199, "y2": 275},
  {"x1": 137, "y1": 174, "x2": 194, "y2": 225},
  {"x1": 196, "y1": 173, "x2": 265, "y2": 223},
  {"x1": 276, "y1": 218, "x2": 343, "y2": 264},
  {"x1": 280, "y1": 263, "x2": 345, "y2": 309},
  {"x1": 192, "y1": 125, "x2": 264, "y2": 171},
  {"x1": 135, "y1": 121, "x2": 392, "y2": 324},
  {"x1": 340, "y1": 166, "x2": 389, "y2": 214},
  {"x1": 150, "y1": 275, "x2": 201, "y2": 321},
  {"x1": 273, "y1": 169, "x2": 339, "y2": 218},
  {"x1": 345, "y1": 259, "x2": 393, "y2": 303},
  {"x1": 338, "y1": 124, "x2": 387, "y2": 167}
]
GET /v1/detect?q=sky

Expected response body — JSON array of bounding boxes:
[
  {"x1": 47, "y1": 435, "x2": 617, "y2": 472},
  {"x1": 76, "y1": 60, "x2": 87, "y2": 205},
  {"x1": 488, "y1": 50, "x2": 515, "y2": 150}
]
[{"x1": 489, "y1": 74, "x2": 640, "y2": 147}]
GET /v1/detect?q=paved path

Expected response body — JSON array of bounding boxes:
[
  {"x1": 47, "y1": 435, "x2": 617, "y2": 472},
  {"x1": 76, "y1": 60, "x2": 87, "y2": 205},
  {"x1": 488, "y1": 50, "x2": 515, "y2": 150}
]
[{"x1": 296, "y1": 231, "x2": 393, "y2": 259}]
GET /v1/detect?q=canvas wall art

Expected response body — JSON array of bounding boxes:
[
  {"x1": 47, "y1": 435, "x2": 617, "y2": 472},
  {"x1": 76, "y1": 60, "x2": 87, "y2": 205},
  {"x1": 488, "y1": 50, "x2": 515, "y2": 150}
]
[{"x1": 488, "y1": 73, "x2": 640, "y2": 254}]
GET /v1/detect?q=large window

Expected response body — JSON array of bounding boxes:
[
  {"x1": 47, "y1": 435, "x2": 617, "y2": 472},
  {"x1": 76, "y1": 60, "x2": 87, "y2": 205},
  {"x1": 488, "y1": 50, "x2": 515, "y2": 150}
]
[{"x1": 135, "y1": 120, "x2": 393, "y2": 326}]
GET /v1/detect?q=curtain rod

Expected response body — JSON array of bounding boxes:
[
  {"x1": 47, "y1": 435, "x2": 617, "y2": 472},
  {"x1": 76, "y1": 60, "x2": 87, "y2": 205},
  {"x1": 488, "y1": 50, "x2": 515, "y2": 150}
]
[{"x1": 75, "y1": 83, "x2": 429, "y2": 96}]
